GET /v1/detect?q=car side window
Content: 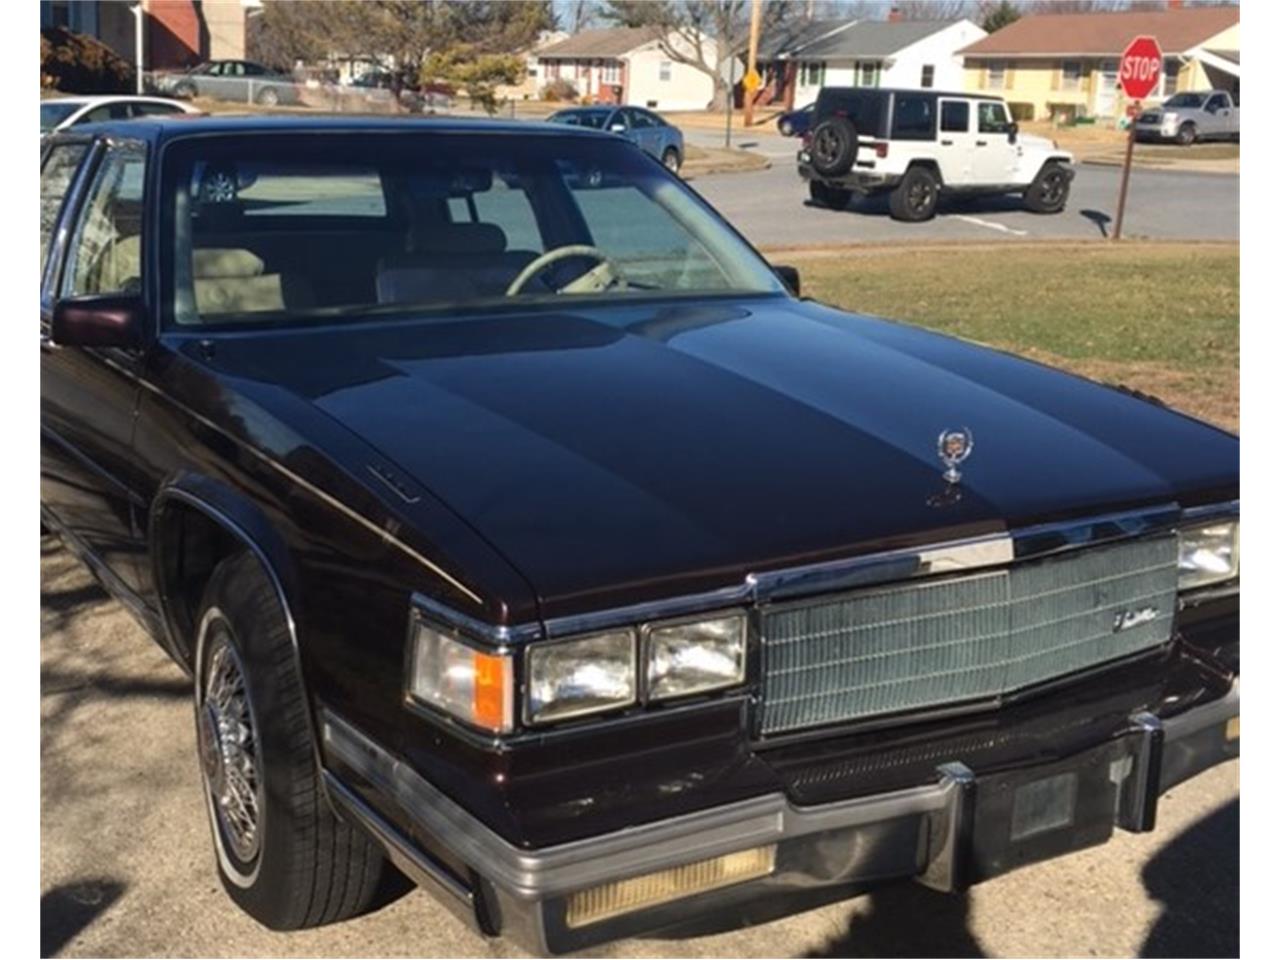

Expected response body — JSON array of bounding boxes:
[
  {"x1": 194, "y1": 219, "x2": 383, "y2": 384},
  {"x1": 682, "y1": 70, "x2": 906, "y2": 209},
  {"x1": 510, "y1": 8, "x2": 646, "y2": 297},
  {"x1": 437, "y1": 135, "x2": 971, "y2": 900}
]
[
  {"x1": 243, "y1": 62, "x2": 266, "y2": 77},
  {"x1": 891, "y1": 95, "x2": 934, "y2": 140},
  {"x1": 131, "y1": 102, "x2": 183, "y2": 117},
  {"x1": 78, "y1": 103, "x2": 131, "y2": 125},
  {"x1": 628, "y1": 109, "x2": 657, "y2": 129},
  {"x1": 1206, "y1": 94, "x2": 1228, "y2": 111},
  {"x1": 40, "y1": 143, "x2": 89, "y2": 278},
  {"x1": 225, "y1": 62, "x2": 245, "y2": 77},
  {"x1": 62, "y1": 145, "x2": 147, "y2": 298},
  {"x1": 977, "y1": 101, "x2": 1010, "y2": 134},
  {"x1": 940, "y1": 101, "x2": 969, "y2": 133}
]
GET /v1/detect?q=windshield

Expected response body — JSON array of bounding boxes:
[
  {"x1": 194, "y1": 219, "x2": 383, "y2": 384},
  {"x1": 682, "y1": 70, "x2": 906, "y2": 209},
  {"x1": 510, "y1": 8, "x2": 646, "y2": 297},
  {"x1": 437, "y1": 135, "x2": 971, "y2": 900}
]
[
  {"x1": 161, "y1": 132, "x2": 783, "y2": 327},
  {"x1": 550, "y1": 111, "x2": 609, "y2": 130},
  {"x1": 41, "y1": 102, "x2": 80, "y2": 132},
  {"x1": 1164, "y1": 93, "x2": 1207, "y2": 108}
]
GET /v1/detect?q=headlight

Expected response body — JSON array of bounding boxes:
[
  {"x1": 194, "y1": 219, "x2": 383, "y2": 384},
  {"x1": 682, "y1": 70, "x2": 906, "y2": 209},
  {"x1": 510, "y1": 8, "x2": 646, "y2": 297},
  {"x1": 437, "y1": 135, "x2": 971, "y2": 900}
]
[
  {"x1": 408, "y1": 619, "x2": 513, "y2": 733},
  {"x1": 1177, "y1": 521, "x2": 1239, "y2": 590},
  {"x1": 526, "y1": 631, "x2": 636, "y2": 724},
  {"x1": 646, "y1": 614, "x2": 747, "y2": 700}
]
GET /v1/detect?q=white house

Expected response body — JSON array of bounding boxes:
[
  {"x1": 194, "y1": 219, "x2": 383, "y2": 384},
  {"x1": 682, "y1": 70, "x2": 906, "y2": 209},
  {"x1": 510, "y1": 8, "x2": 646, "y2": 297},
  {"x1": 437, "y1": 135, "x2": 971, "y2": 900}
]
[
  {"x1": 783, "y1": 19, "x2": 988, "y2": 108},
  {"x1": 537, "y1": 27, "x2": 716, "y2": 111}
]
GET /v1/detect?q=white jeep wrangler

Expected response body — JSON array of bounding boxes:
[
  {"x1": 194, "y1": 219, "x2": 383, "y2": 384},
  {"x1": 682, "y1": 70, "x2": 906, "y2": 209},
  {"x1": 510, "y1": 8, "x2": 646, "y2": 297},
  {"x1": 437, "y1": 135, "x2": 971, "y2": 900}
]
[{"x1": 798, "y1": 88, "x2": 1075, "y2": 222}]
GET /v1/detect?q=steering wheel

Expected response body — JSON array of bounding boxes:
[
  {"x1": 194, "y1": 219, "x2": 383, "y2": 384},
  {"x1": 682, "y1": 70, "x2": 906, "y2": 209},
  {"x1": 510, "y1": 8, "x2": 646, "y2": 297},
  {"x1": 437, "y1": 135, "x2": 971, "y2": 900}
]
[{"x1": 505, "y1": 244, "x2": 626, "y2": 297}]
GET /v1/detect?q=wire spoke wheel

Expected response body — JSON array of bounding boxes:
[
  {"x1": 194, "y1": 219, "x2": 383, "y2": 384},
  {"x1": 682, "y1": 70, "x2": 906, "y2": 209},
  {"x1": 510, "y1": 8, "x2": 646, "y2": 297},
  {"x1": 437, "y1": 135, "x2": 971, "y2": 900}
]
[{"x1": 198, "y1": 626, "x2": 264, "y2": 864}]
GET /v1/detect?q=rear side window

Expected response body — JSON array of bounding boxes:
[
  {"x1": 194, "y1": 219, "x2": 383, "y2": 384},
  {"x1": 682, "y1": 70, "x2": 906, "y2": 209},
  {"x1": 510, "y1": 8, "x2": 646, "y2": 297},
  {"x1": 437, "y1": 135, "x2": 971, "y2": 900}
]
[
  {"x1": 940, "y1": 101, "x2": 969, "y2": 133},
  {"x1": 892, "y1": 95, "x2": 934, "y2": 140},
  {"x1": 815, "y1": 89, "x2": 888, "y2": 136},
  {"x1": 63, "y1": 145, "x2": 147, "y2": 297},
  {"x1": 40, "y1": 143, "x2": 89, "y2": 277}
]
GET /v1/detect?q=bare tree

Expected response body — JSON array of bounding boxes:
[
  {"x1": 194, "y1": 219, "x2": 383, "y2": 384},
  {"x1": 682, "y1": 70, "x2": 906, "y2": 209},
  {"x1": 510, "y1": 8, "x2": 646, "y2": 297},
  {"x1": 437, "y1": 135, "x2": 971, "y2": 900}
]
[
  {"x1": 568, "y1": 0, "x2": 598, "y2": 32},
  {"x1": 603, "y1": 0, "x2": 799, "y2": 109},
  {"x1": 895, "y1": 0, "x2": 979, "y2": 19}
]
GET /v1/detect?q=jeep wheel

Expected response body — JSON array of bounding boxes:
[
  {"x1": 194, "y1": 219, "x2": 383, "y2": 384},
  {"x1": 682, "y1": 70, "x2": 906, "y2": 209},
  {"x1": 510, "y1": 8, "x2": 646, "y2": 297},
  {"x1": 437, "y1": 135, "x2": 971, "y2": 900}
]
[
  {"x1": 194, "y1": 552, "x2": 388, "y2": 929},
  {"x1": 888, "y1": 166, "x2": 940, "y2": 222},
  {"x1": 809, "y1": 181, "x2": 853, "y2": 210},
  {"x1": 1023, "y1": 162, "x2": 1071, "y2": 214},
  {"x1": 1176, "y1": 122, "x2": 1198, "y2": 146},
  {"x1": 809, "y1": 117, "x2": 858, "y2": 177}
]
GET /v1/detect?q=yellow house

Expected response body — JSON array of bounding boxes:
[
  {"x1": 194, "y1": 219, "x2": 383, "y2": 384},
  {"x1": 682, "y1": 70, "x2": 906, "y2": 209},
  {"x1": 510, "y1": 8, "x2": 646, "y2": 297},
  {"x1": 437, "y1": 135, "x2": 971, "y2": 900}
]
[{"x1": 959, "y1": 6, "x2": 1239, "y2": 124}]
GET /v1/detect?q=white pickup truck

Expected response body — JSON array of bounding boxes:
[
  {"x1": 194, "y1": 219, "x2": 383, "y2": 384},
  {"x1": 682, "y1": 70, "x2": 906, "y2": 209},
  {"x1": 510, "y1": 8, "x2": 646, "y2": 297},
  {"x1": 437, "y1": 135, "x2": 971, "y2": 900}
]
[
  {"x1": 798, "y1": 88, "x2": 1075, "y2": 222},
  {"x1": 1134, "y1": 90, "x2": 1239, "y2": 145}
]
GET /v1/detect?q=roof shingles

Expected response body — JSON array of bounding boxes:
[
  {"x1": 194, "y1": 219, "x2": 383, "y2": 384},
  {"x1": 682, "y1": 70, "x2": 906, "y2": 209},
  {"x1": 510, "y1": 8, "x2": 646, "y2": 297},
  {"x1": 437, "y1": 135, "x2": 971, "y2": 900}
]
[
  {"x1": 538, "y1": 26, "x2": 659, "y2": 60},
  {"x1": 961, "y1": 7, "x2": 1238, "y2": 57}
]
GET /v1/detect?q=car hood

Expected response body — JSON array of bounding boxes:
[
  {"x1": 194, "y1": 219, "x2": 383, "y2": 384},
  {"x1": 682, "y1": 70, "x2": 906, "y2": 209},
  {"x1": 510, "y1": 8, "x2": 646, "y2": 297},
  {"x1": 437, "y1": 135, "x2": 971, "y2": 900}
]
[{"x1": 202, "y1": 297, "x2": 1238, "y2": 617}]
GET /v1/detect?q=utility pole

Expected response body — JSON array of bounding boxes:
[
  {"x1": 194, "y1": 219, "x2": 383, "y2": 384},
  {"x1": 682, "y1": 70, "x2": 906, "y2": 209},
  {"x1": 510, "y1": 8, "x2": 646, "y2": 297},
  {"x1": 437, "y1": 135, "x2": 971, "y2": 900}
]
[{"x1": 743, "y1": 0, "x2": 763, "y2": 128}]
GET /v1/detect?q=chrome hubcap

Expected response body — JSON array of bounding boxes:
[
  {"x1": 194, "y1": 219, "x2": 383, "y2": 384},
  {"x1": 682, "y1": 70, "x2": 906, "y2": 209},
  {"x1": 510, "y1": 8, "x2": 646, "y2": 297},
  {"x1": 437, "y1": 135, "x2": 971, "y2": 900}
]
[{"x1": 199, "y1": 635, "x2": 262, "y2": 863}]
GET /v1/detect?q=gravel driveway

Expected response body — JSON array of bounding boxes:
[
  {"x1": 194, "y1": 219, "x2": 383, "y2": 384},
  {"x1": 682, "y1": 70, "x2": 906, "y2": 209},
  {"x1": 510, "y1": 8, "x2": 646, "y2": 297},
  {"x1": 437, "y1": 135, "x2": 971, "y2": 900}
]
[{"x1": 40, "y1": 535, "x2": 1239, "y2": 958}]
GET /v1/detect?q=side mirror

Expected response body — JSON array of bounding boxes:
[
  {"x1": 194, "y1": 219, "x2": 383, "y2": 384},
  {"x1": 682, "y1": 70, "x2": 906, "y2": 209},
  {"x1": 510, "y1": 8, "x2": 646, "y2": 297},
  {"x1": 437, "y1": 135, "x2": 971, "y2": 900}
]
[
  {"x1": 609, "y1": 123, "x2": 627, "y2": 133},
  {"x1": 1007, "y1": 121, "x2": 1019, "y2": 143},
  {"x1": 51, "y1": 294, "x2": 146, "y2": 348},
  {"x1": 772, "y1": 264, "x2": 801, "y2": 296}
]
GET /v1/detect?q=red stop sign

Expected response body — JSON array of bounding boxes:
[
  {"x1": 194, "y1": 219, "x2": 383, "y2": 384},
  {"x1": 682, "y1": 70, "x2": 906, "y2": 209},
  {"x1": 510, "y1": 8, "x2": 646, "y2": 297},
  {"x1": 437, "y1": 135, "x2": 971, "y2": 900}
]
[{"x1": 1119, "y1": 35, "x2": 1163, "y2": 100}]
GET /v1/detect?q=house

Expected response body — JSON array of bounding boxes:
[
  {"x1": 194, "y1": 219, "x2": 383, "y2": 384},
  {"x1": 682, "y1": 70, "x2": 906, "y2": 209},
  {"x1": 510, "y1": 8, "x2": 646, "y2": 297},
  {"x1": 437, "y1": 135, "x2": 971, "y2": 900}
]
[
  {"x1": 778, "y1": 19, "x2": 988, "y2": 109},
  {"x1": 496, "y1": 29, "x2": 568, "y2": 102},
  {"x1": 41, "y1": 0, "x2": 254, "y2": 73},
  {"x1": 751, "y1": 18, "x2": 858, "y2": 107},
  {"x1": 536, "y1": 26, "x2": 716, "y2": 110},
  {"x1": 959, "y1": 5, "x2": 1239, "y2": 123}
]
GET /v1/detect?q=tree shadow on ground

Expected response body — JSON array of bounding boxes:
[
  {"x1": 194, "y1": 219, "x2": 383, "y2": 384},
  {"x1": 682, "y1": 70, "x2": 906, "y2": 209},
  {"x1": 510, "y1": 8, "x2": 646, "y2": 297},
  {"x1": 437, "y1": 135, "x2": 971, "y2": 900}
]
[
  {"x1": 1140, "y1": 797, "x2": 1239, "y2": 958},
  {"x1": 41, "y1": 878, "x2": 125, "y2": 957}
]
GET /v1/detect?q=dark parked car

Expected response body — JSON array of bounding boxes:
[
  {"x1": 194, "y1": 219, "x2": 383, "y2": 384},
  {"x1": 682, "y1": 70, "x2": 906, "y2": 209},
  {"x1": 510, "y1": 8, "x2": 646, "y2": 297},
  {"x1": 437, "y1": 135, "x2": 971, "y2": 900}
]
[
  {"x1": 549, "y1": 105, "x2": 684, "y2": 171},
  {"x1": 776, "y1": 102, "x2": 814, "y2": 137},
  {"x1": 40, "y1": 116, "x2": 1238, "y2": 954},
  {"x1": 153, "y1": 59, "x2": 300, "y2": 106}
]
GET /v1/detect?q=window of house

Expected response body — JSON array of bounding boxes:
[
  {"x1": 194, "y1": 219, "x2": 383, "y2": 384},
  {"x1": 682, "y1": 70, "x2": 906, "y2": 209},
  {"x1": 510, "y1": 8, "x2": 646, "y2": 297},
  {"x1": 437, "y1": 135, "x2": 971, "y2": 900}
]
[
  {"x1": 986, "y1": 61, "x2": 1006, "y2": 89},
  {"x1": 856, "y1": 61, "x2": 878, "y2": 87},
  {"x1": 940, "y1": 100, "x2": 969, "y2": 133},
  {"x1": 1061, "y1": 60, "x2": 1082, "y2": 91},
  {"x1": 659, "y1": 60, "x2": 672, "y2": 82},
  {"x1": 603, "y1": 61, "x2": 620, "y2": 84},
  {"x1": 921, "y1": 64, "x2": 935, "y2": 88},
  {"x1": 802, "y1": 62, "x2": 825, "y2": 86}
]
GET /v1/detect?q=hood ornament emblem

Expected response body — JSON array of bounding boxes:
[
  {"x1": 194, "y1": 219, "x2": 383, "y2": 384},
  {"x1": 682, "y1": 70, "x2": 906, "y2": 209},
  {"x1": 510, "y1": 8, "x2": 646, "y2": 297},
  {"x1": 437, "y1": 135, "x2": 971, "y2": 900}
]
[{"x1": 937, "y1": 428, "x2": 974, "y2": 485}]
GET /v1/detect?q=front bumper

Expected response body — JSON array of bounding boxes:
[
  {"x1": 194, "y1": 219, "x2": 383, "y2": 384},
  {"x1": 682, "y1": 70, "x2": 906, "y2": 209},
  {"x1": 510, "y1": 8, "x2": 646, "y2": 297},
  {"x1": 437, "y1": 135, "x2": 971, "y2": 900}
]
[
  {"x1": 321, "y1": 680, "x2": 1238, "y2": 953},
  {"x1": 1134, "y1": 122, "x2": 1179, "y2": 142}
]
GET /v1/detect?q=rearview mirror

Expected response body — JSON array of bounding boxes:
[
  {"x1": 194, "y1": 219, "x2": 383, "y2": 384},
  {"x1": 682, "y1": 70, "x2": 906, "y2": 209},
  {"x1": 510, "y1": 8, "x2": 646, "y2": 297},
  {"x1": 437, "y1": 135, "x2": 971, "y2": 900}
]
[
  {"x1": 772, "y1": 264, "x2": 801, "y2": 296},
  {"x1": 51, "y1": 294, "x2": 146, "y2": 348}
]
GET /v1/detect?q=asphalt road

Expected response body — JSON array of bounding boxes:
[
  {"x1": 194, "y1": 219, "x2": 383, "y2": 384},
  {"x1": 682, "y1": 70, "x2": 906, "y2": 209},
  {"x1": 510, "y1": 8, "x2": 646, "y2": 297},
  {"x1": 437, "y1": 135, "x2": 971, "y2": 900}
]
[
  {"x1": 684, "y1": 128, "x2": 1239, "y2": 247},
  {"x1": 41, "y1": 535, "x2": 1239, "y2": 958}
]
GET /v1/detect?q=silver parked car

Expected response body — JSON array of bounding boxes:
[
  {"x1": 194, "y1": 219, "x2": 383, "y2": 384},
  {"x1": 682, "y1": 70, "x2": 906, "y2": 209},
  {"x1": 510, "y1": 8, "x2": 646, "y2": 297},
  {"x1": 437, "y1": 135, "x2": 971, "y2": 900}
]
[{"x1": 1134, "y1": 90, "x2": 1239, "y2": 145}]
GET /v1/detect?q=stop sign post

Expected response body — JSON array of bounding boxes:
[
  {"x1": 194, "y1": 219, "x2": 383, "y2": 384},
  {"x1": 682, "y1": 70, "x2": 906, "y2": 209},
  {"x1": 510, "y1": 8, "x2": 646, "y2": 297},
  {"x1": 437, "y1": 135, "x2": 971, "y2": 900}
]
[{"x1": 1114, "y1": 35, "x2": 1163, "y2": 239}]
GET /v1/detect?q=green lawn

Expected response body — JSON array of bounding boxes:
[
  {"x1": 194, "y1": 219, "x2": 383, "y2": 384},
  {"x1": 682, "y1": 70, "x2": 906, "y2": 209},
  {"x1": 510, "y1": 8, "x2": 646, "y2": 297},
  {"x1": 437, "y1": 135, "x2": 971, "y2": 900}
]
[{"x1": 791, "y1": 242, "x2": 1239, "y2": 430}]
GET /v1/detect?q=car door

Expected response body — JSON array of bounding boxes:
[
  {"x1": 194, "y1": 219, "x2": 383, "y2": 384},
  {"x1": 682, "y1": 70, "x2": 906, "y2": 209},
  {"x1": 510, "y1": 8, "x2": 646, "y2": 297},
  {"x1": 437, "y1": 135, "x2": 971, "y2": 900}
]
[
  {"x1": 1203, "y1": 93, "x2": 1234, "y2": 139},
  {"x1": 626, "y1": 108, "x2": 662, "y2": 159},
  {"x1": 40, "y1": 139, "x2": 151, "y2": 594},
  {"x1": 936, "y1": 98, "x2": 975, "y2": 185},
  {"x1": 973, "y1": 100, "x2": 1018, "y2": 185}
]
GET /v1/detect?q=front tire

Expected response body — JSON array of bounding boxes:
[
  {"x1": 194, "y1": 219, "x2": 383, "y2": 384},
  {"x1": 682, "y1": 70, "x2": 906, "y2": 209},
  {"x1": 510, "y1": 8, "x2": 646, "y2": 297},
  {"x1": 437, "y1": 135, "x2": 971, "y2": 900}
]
[
  {"x1": 808, "y1": 180, "x2": 852, "y2": 210},
  {"x1": 1176, "y1": 121, "x2": 1197, "y2": 146},
  {"x1": 257, "y1": 86, "x2": 281, "y2": 107},
  {"x1": 1023, "y1": 161, "x2": 1071, "y2": 213},
  {"x1": 888, "y1": 166, "x2": 940, "y2": 222},
  {"x1": 194, "y1": 552, "x2": 388, "y2": 930},
  {"x1": 662, "y1": 147, "x2": 681, "y2": 173}
]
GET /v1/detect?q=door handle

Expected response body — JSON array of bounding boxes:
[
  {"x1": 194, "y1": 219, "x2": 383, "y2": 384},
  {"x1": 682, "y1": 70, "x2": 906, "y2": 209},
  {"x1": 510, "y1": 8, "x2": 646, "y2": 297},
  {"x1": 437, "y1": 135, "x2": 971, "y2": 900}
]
[
  {"x1": 940, "y1": 139, "x2": 954, "y2": 146},
  {"x1": 976, "y1": 140, "x2": 988, "y2": 147}
]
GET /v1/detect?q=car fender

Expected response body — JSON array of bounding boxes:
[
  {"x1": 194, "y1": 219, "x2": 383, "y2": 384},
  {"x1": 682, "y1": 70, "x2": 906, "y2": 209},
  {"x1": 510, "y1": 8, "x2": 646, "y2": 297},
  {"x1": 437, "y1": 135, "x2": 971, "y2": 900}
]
[{"x1": 149, "y1": 469, "x2": 304, "y2": 671}]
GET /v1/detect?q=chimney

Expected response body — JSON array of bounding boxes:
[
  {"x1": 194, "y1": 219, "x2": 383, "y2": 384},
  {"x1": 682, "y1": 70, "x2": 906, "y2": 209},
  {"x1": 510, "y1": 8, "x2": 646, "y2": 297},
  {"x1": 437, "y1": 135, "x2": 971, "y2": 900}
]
[
  {"x1": 1167, "y1": 0, "x2": 1183, "y2": 8},
  {"x1": 888, "y1": 5, "x2": 902, "y2": 23}
]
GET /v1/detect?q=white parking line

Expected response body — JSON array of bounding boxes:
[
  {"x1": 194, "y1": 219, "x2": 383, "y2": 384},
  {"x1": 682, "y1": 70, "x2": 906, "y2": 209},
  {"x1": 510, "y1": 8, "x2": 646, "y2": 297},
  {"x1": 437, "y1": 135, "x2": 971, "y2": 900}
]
[{"x1": 948, "y1": 214, "x2": 1030, "y2": 236}]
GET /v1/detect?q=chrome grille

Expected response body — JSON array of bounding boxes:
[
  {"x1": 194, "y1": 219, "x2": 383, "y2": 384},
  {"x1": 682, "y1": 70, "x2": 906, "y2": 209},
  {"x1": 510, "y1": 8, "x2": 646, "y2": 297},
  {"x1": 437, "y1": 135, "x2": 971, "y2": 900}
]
[{"x1": 758, "y1": 536, "x2": 1177, "y2": 735}]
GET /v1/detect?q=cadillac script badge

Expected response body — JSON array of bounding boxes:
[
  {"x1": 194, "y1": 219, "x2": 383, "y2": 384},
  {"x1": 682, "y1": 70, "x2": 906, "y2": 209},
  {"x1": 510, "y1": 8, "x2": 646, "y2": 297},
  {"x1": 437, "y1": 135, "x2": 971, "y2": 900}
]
[{"x1": 937, "y1": 428, "x2": 974, "y2": 484}]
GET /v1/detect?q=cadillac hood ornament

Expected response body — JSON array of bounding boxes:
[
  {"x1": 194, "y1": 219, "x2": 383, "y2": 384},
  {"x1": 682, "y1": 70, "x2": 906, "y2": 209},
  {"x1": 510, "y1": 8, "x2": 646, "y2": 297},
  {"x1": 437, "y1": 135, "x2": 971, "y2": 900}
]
[{"x1": 937, "y1": 427, "x2": 974, "y2": 484}]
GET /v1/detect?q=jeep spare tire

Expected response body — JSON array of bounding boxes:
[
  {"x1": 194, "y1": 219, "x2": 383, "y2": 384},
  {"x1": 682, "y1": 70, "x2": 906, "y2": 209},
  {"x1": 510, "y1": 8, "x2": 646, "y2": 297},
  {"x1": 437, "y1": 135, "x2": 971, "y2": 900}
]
[{"x1": 809, "y1": 116, "x2": 858, "y2": 176}]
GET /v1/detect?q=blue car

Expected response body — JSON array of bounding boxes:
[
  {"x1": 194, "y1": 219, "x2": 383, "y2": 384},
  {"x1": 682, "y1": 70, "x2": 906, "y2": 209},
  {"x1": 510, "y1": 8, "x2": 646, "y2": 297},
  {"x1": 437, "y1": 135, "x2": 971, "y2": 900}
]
[
  {"x1": 776, "y1": 102, "x2": 814, "y2": 137},
  {"x1": 549, "y1": 106, "x2": 684, "y2": 171}
]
